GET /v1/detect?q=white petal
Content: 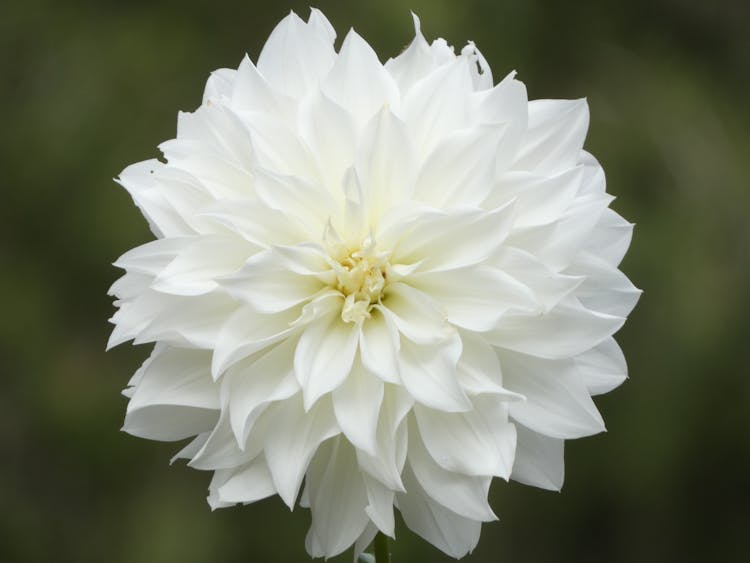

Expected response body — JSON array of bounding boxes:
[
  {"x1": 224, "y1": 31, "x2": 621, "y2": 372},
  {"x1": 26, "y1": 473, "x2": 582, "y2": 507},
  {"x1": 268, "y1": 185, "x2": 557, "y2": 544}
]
[
  {"x1": 381, "y1": 202, "x2": 516, "y2": 272},
  {"x1": 456, "y1": 331, "x2": 521, "y2": 397},
  {"x1": 356, "y1": 386, "x2": 412, "y2": 490},
  {"x1": 307, "y1": 8, "x2": 336, "y2": 44},
  {"x1": 384, "y1": 13, "x2": 435, "y2": 93},
  {"x1": 230, "y1": 55, "x2": 289, "y2": 116},
  {"x1": 113, "y1": 237, "x2": 190, "y2": 276},
  {"x1": 500, "y1": 350, "x2": 606, "y2": 439},
  {"x1": 574, "y1": 337, "x2": 628, "y2": 395},
  {"x1": 359, "y1": 308, "x2": 401, "y2": 384},
  {"x1": 116, "y1": 160, "x2": 192, "y2": 238},
  {"x1": 353, "y1": 523, "x2": 379, "y2": 563},
  {"x1": 198, "y1": 199, "x2": 306, "y2": 247},
  {"x1": 356, "y1": 107, "x2": 416, "y2": 218},
  {"x1": 492, "y1": 247, "x2": 583, "y2": 312},
  {"x1": 514, "y1": 99, "x2": 589, "y2": 175},
  {"x1": 402, "y1": 59, "x2": 473, "y2": 157},
  {"x1": 151, "y1": 235, "x2": 252, "y2": 296},
  {"x1": 114, "y1": 291, "x2": 236, "y2": 349},
  {"x1": 584, "y1": 208, "x2": 634, "y2": 266},
  {"x1": 299, "y1": 91, "x2": 356, "y2": 194},
  {"x1": 211, "y1": 305, "x2": 301, "y2": 378},
  {"x1": 220, "y1": 249, "x2": 325, "y2": 313},
  {"x1": 124, "y1": 346, "x2": 219, "y2": 441},
  {"x1": 470, "y1": 71, "x2": 528, "y2": 171},
  {"x1": 487, "y1": 298, "x2": 625, "y2": 360},
  {"x1": 333, "y1": 360, "x2": 384, "y2": 455},
  {"x1": 567, "y1": 252, "x2": 641, "y2": 318},
  {"x1": 506, "y1": 194, "x2": 612, "y2": 271},
  {"x1": 226, "y1": 337, "x2": 300, "y2": 444},
  {"x1": 252, "y1": 167, "x2": 335, "y2": 236},
  {"x1": 245, "y1": 116, "x2": 320, "y2": 185},
  {"x1": 203, "y1": 67, "x2": 235, "y2": 103},
  {"x1": 511, "y1": 422, "x2": 565, "y2": 491},
  {"x1": 363, "y1": 474, "x2": 396, "y2": 536},
  {"x1": 294, "y1": 311, "x2": 360, "y2": 410},
  {"x1": 189, "y1": 409, "x2": 253, "y2": 470},
  {"x1": 409, "y1": 265, "x2": 538, "y2": 332},
  {"x1": 396, "y1": 464, "x2": 482, "y2": 559},
  {"x1": 322, "y1": 29, "x2": 400, "y2": 125},
  {"x1": 305, "y1": 438, "x2": 369, "y2": 557},
  {"x1": 414, "y1": 397, "x2": 516, "y2": 478},
  {"x1": 413, "y1": 124, "x2": 502, "y2": 208},
  {"x1": 263, "y1": 395, "x2": 339, "y2": 508},
  {"x1": 256, "y1": 11, "x2": 336, "y2": 99},
  {"x1": 216, "y1": 456, "x2": 277, "y2": 504},
  {"x1": 409, "y1": 427, "x2": 497, "y2": 521},
  {"x1": 380, "y1": 282, "x2": 450, "y2": 345},
  {"x1": 488, "y1": 166, "x2": 584, "y2": 228},
  {"x1": 398, "y1": 335, "x2": 472, "y2": 413}
]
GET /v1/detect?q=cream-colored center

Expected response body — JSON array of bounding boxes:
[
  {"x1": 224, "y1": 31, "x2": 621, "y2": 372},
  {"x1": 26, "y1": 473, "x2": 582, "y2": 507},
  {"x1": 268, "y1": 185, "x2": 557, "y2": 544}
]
[{"x1": 331, "y1": 241, "x2": 390, "y2": 324}]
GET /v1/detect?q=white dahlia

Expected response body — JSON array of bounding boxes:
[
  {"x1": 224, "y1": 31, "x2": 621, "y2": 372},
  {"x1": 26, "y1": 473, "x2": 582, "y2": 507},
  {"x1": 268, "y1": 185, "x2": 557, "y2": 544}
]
[{"x1": 109, "y1": 9, "x2": 640, "y2": 560}]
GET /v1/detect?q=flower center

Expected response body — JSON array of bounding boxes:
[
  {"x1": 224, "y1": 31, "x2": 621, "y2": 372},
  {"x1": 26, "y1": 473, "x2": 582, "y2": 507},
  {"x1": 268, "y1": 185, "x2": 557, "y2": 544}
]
[{"x1": 329, "y1": 239, "x2": 390, "y2": 324}]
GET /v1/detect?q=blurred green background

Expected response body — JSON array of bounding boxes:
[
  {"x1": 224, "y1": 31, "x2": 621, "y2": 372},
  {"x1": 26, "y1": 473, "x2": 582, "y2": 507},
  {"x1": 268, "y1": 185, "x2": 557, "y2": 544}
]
[{"x1": 1, "y1": 0, "x2": 749, "y2": 561}]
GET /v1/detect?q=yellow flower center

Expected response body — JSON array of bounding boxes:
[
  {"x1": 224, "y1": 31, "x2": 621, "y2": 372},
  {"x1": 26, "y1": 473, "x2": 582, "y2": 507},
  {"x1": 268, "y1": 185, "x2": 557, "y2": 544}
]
[{"x1": 329, "y1": 239, "x2": 390, "y2": 324}]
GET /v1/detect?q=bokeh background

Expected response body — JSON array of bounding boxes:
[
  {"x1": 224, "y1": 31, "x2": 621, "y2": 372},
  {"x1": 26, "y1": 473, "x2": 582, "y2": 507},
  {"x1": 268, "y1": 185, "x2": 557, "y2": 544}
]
[{"x1": 2, "y1": 0, "x2": 749, "y2": 561}]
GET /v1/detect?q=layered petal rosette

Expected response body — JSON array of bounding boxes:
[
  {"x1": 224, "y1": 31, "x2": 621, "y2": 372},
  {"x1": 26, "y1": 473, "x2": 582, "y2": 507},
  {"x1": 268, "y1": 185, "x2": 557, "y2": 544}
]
[{"x1": 109, "y1": 9, "x2": 640, "y2": 559}]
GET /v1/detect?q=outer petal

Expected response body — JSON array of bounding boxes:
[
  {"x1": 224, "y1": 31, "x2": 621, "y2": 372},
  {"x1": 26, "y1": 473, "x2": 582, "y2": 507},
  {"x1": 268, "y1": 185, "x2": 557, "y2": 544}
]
[
  {"x1": 263, "y1": 395, "x2": 339, "y2": 508},
  {"x1": 574, "y1": 337, "x2": 629, "y2": 395},
  {"x1": 256, "y1": 11, "x2": 336, "y2": 99},
  {"x1": 396, "y1": 464, "x2": 482, "y2": 559},
  {"x1": 322, "y1": 29, "x2": 400, "y2": 126},
  {"x1": 487, "y1": 298, "x2": 624, "y2": 360},
  {"x1": 414, "y1": 398, "x2": 516, "y2": 478},
  {"x1": 305, "y1": 438, "x2": 369, "y2": 558},
  {"x1": 500, "y1": 350, "x2": 606, "y2": 439},
  {"x1": 124, "y1": 346, "x2": 219, "y2": 441},
  {"x1": 511, "y1": 423, "x2": 565, "y2": 491},
  {"x1": 409, "y1": 427, "x2": 497, "y2": 521},
  {"x1": 514, "y1": 99, "x2": 589, "y2": 175},
  {"x1": 214, "y1": 456, "x2": 277, "y2": 504}
]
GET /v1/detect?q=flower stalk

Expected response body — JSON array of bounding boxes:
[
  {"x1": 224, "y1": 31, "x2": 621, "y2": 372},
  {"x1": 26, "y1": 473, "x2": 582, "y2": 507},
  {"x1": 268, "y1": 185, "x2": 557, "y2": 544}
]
[{"x1": 374, "y1": 532, "x2": 391, "y2": 563}]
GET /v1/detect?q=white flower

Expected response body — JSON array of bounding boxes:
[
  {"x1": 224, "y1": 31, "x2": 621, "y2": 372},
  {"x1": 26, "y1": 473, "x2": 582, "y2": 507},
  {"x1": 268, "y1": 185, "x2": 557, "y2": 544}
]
[{"x1": 109, "y1": 9, "x2": 640, "y2": 560}]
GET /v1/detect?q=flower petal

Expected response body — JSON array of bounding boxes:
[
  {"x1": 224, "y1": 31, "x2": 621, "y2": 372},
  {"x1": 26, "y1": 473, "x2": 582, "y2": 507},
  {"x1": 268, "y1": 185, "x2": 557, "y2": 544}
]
[
  {"x1": 211, "y1": 305, "x2": 301, "y2": 378},
  {"x1": 511, "y1": 422, "x2": 565, "y2": 491},
  {"x1": 413, "y1": 125, "x2": 502, "y2": 208},
  {"x1": 305, "y1": 438, "x2": 369, "y2": 557},
  {"x1": 332, "y1": 360, "x2": 384, "y2": 455},
  {"x1": 500, "y1": 350, "x2": 606, "y2": 439},
  {"x1": 409, "y1": 427, "x2": 497, "y2": 521},
  {"x1": 396, "y1": 464, "x2": 482, "y2": 559},
  {"x1": 215, "y1": 456, "x2": 277, "y2": 504},
  {"x1": 398, "y1": 335, "x2": 472, "y2": 413},
  {"x1": 487, "y1": 298, "x2": 625, "y2": 360},
  {"x1": 574, "y1": 337, "x2": 628, "y2": 396},
  {"x1": 294, "y1": 311, "x2": 360, "y2": 410},
  {"x1": 514, "y1": 99, "x2": 589, "y2": 175},
  {"x1": 226, "y1": 337, "x2": 300, "y2": 444},
  {"x1": 414, "y1": 397, "x2": 516, "y2": 478},
  {"x1": 263, "y1": 395, "x2": 339, "y2": 508},
  {"x1": 256, "y1": 11, "x2": 336, "y2": 99},
  {"x1": 124, "y1": 346, "x2": 219, "y2": 441},
  {"x1": 322, "y1": 29, "x2": 399, "y2": 125},
  {"x1": 410, "y1": 265, "x2": 538, "y2": 332},
  {"x1": 567, "y1": 252, "x2": 641, "y2": 318}
]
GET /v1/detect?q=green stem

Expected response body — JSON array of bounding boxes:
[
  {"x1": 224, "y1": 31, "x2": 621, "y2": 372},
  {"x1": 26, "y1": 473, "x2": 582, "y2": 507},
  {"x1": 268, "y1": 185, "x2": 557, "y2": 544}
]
[{"x1": 373, "y1": 532, "x2": 391, "y2": 563}]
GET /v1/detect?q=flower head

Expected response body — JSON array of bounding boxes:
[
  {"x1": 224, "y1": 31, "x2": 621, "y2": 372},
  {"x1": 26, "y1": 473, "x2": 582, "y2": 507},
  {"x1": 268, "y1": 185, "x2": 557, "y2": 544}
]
[{"x1": 109, "y1": 9, "x2": 640, "y2": 559}]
